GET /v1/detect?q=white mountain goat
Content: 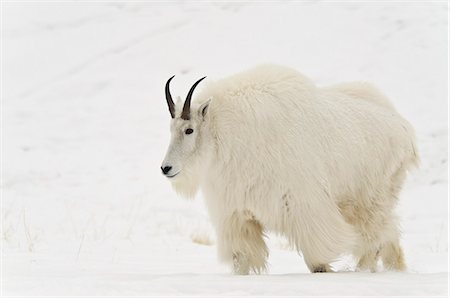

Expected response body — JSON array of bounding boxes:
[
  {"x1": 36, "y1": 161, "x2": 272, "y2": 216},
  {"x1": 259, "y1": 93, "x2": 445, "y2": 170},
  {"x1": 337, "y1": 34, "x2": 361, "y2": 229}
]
[{"x1": 160, "y1": 65, "x2": 418, "y2": 274}]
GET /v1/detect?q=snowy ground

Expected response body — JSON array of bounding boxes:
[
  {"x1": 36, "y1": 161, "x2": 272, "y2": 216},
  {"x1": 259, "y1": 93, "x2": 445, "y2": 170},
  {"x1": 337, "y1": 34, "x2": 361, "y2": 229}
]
[{"x1": 2, "y1": 1, "x2": 448, "y2": 297}]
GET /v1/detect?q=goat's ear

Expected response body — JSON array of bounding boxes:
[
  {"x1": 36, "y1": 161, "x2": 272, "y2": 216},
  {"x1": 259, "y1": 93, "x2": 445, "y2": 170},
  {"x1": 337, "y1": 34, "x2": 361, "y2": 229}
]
[{"x1": 198, "y1": 98, "x2": 212, "y2": 120}]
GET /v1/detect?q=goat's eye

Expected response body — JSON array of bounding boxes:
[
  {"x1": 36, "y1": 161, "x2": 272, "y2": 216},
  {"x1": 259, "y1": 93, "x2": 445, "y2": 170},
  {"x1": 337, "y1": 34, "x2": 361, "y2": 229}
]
[{"x1": 185, "y1": 128, "x2": 194, "y2": 135}]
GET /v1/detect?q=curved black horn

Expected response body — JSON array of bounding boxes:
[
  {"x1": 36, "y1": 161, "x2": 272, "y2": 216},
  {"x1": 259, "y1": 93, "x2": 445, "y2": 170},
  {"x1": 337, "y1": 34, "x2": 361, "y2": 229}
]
[
  {"x1": 181, "y1": 76, "x2": 206, "y2": 120},
  {"x1": 165, "y1": 75, "x2": 176, "y2": 118}
]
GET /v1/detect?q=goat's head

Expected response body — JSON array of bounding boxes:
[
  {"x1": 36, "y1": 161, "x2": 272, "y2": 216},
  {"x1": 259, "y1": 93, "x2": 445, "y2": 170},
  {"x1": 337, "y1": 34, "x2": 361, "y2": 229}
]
[{"x1": 160, "y1": 76, "x2": 211, "y2": 196}]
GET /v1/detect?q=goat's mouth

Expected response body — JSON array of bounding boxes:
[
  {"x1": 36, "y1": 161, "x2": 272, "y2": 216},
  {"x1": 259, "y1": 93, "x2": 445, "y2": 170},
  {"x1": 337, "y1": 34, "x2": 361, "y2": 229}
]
[{"x1": 166, "y1": 172, "x2": 180, "y2": 178}]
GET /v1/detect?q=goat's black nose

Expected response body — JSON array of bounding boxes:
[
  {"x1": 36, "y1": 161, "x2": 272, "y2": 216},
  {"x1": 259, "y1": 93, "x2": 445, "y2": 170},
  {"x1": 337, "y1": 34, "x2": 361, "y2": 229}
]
[{"x1": 161, "y1": 166, "x2": 172, "y2": 175}]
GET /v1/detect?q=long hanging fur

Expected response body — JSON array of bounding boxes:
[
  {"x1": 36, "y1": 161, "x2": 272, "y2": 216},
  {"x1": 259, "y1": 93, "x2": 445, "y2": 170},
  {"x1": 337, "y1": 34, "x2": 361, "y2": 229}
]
[{"x1": 164, "y1": 64, "x2": 419, "y2": 274}]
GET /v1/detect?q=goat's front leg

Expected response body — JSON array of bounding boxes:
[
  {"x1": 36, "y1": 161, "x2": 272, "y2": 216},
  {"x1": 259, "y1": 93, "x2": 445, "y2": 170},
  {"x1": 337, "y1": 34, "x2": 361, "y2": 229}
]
[{"x1": 216, "y1": 211, "x2": 268, "y2": 275}]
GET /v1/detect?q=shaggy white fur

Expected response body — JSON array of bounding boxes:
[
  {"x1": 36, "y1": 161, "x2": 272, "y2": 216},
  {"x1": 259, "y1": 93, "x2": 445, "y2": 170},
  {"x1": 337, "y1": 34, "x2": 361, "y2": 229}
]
[{"x1": 161, "y1": 64, "x2": 418, "y2": 274}]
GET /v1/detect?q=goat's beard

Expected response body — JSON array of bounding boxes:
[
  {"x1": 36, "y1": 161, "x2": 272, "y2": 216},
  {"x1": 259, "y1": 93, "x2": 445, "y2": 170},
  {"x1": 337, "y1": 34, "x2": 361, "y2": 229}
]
[
  {"x1": 170, "y1": 137, "x2": 213, "y2": 199},
  {"x1": 170, "y1": 157, "x2": 204, "y2": 199}
]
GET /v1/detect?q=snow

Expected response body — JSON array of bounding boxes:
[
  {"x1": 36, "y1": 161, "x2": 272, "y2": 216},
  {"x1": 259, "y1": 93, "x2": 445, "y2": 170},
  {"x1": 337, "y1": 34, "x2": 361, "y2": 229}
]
[{"x1": 2, "y1": 1, "x2": 448, "y2": 296}]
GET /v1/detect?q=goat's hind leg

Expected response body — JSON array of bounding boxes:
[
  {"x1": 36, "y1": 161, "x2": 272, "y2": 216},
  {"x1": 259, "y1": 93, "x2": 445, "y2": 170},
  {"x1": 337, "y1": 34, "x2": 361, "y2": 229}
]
[
  {"x1": 356, "y1": 164, "x2": 408, "y2": 272},
  {"x1": 379, "y1": 163, "x2": 408, "y2": 271}
]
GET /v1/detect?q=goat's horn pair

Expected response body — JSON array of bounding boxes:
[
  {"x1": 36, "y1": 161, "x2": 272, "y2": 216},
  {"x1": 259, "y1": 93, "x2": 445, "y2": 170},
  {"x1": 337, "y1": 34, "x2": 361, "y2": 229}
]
[{"x1": 165, "y1": 76, "x2": 206, "y2": 120}]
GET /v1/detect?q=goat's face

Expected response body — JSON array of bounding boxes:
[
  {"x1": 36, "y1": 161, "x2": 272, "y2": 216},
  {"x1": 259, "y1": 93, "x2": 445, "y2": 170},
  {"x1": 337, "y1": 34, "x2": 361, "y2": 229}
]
[
  {"x1": 160, "y1": 76, "x2": 210, "y2": 181},
  {"x1": 161, "y1": 100, "x2": 210, "y2": 179}
]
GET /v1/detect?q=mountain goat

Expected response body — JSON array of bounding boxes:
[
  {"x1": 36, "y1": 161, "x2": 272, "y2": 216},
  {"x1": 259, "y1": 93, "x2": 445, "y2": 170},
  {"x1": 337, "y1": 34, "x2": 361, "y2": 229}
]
[{"x1": 160, "y1": 65, "x2": 418, "y2": 274}]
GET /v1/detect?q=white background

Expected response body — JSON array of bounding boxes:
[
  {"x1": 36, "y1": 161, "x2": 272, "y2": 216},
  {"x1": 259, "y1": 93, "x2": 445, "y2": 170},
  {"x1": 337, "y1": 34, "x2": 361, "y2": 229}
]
[{"x1": 2, "y1": 1, "x2": 448, "y2": 296}]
